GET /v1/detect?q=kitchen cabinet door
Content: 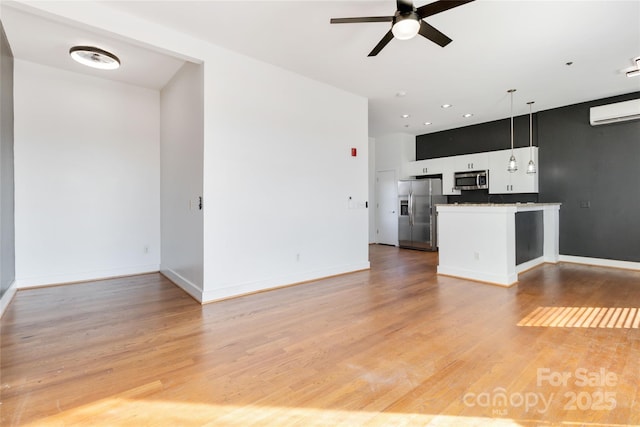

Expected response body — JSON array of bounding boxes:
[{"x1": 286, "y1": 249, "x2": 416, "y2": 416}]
[
  {"x1": 403, "y1": 157, "x2": 444, "y2": 178},
  {"x1": 441, "y1": 162, "x2": 461, "y2": 195},
  {"x1": 454, "y1": 152, "x2": 489, "y2": 172},
  {"x1": 488, "y1": 147, "x2": 538, "y2": 194}
]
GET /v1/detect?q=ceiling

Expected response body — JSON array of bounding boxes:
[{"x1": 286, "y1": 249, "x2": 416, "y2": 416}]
[
  {"x1": 3, "y1": 1, "x2": 640, "y2": 137},
  {"x1": 0, "y1": 6, "x2": 185, "y2": 90}
]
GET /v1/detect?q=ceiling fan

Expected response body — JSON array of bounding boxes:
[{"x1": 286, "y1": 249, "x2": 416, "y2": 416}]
[{"x1": 330, "y1": 0, "x2": 475, "y2": 57}]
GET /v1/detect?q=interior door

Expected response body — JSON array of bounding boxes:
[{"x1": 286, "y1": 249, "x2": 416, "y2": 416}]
[{"x1": 376, "y1": 170, "x2": 397, "y2": 245}]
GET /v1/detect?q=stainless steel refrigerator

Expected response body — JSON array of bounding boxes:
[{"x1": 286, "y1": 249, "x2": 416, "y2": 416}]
[{"x1": 398, "y1": 179, "x2": 447, "y2": 251}]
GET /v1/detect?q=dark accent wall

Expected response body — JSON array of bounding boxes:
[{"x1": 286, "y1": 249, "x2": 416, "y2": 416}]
[
  {"x1": 446, "y1": 189, "x2": 538, "y2": 205},
  {"x1": 537, "y1": 92, "x2": 640, "y2": 262},
  {"x1": 516, "y1": 211, "x2": 543, "y2": 265},
  {"x1": 416, "y1": 91, "x2": 640, "y2": 262},
  {"x1": 0, "y1": 20, "x2": 16, "y2": 300},
  {"x1": 416, "y1": 114, "x2": 537, "y2": 159}
]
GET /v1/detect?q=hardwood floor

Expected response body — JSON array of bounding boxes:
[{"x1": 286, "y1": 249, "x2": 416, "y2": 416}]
[{"x1": 1, "y1": 245, "x2": 639, "y2": 426}]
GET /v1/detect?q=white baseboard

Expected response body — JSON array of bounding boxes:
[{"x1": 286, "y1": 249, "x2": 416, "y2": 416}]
[
  {"x1": 437, "y1": 265, "x2": 517, "y2": 287},
  {"x1": 160, "y1": 268, "x2": 203, "y2": 303},
  {"x1": 15, "y1": 264, "x2": 160, "y2": 289},
  {"x1": 202, "y1": 261, "x2": 371, "y2": 303},
  {"x1": 516, "y1": 256, "x2": 546, "y2": 273},
  {"x1": 0, "y1": 280, "x2": 18, "y2": 318},
  {"x1": 559, "y1": 255, "x2": 640, "y2": 271}
]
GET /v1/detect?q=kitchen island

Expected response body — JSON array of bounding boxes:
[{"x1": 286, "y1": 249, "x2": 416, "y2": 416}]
[{"x1": 436, "y1": 203, "x2": 561, "y2": 286}]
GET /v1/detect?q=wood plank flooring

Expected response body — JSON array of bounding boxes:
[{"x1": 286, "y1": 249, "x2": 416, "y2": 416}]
[{"x1": 1, "y1": 245, "x2": 639, "y2": 426}]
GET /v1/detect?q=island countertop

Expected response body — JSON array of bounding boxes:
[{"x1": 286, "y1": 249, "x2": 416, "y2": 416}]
[
  {"x1": 436, "y1": 203, "x2": 561, "y2": 213},
  {"x1": 436, "y1": 202, "x2": 561, "y2": 207}
]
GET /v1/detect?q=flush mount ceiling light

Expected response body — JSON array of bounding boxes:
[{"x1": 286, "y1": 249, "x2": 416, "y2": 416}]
[
  {"x1": 69, "y1": 46, "x2": 120, "y2": 70},
  {"x1": 441, "y1": 104, "x2": 452, "y2": 109},
  {"x1": 507, "y1": 89, "x2": 518, "y2": 173}
]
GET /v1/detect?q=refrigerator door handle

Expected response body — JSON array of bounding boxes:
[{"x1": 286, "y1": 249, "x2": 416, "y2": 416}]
[{"x1": 408, "y1": 192, "x2": 413, "y2": 226}]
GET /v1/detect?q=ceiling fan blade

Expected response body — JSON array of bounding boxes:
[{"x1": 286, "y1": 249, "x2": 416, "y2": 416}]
[
  {"x1": 418, "y1": 21, "x2": 452, "y2": 47},
  {"x1": 396, "y1": 0, "x2": 414, "y2": 13},
  {"x1": 417, "y1": 0, "x2": 475, "y2": 19},
  {"x1": 368, "y1": 30, "x2": 394, "y2": 57},
  {"x1": 330, "y1": 16, "x2": 393, "y2": 24}
]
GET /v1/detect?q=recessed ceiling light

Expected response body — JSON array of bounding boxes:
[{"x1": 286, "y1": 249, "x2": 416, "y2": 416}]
[
  {"x1": 463, "y1": 113, "x2": 473, "y2": 118},
  {"x1": 424, "y1": 122, "x2": 432, "y2": 126},
  {"x1": 401, "y1": 114, "x2": 410, "y2": 118},
  {"x1": 396, "y1": 91, "x2": 407, "y2": 97},
  {"x1": 565, "y1": 61, "x2": 573, "y2": 66},
  {"x1": 441, "y1": 104, "x2": 452, "y2": 109},
  {"x1": 69, "y1": 46, "x2": 120, "y2": 70}
]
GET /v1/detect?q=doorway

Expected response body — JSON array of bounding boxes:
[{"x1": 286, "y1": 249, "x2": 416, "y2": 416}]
[{"x1": 375, "y1": 170, "x2": 397, "y2": 246}]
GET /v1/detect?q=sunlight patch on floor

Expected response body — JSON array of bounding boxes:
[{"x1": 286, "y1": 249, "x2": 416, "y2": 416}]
[
  {"x1": 19, "y1": 396, "x2": 531, "y2": 427},
  {"x1": 518, "y1": 307, "x2": 640, "y2": 328}
]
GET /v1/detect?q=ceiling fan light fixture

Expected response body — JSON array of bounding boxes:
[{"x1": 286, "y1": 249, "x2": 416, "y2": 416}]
[
  {"x1": 69, "y1": 46, "x2": 120, "y2": 70},
  {"x1": 392, "y1": 13, "x2": 420, "y2": 40}
]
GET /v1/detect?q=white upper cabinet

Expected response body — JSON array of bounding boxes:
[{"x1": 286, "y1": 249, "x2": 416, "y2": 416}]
[
  {"x1": 403, "y1": 147, "x2": 537, "y2": 195},
  {"x1": 403, "y1": 157, "x2": 445, "y2": 178},
  {"x1": 488, "y1": 147, "x2": 538, "y2": 194},
  {"x1": 453, "y1": 152, "x2": 489, "y2": 172},
  {"x1": 441, "y1": 162, "x2": 461, "y2": 195}
]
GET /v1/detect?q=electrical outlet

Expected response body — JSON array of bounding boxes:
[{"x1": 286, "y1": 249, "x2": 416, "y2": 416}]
[{"x1": 579, "y1": 200, "x2": 591, "y2": 208}]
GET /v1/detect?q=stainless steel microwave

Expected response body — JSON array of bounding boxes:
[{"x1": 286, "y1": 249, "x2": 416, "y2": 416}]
[{"x1": 454, "y1": 170, "x2": 489, "y2": 190}]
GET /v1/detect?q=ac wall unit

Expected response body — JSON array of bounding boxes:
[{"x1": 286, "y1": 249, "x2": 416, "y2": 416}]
[{"x1": 589, "y1": 98, "x2": 640, "y2": 126}]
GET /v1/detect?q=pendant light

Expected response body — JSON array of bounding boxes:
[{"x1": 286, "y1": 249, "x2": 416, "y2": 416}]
[
  {"x1": 507, "y1": 89, "x2": 517, "y2": 173},
  {"x1": 526, "y1": 101, "x2": 537, "y2": 174}
]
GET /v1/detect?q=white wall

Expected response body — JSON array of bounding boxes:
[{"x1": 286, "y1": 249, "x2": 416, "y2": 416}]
[
  {"x1": 375, "y1": 132, "x2": 416, "y2": 177},
  {"x1": 14, "y1": 60, "x2": 160, "y2": 287},
  {"x1": 202, "y1": 50, "x2": 370, "y2": 301},
  {"x1": 368, "y1": 136, "x2": 376, "y2": 243},
  {"x1": 8, "y1": 2, "x2": 370, "y2": 303},
  {"x1": 0, "y1": 22, "x2": 16, "y2": 316},
  {"x1": 160, "y1": 62, "x2": 204, "y2": 299},
  {"x1": 370, "y1": 133, "x2": 415, "y2": 245}
]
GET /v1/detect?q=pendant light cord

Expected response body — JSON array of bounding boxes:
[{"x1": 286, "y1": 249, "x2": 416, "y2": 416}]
[
  {"x1": 529, "y1": 102, "x2": 532, "y2": 157},
  {"x1": 510, "y1": 90, "x2": 514, "y2": 153}
]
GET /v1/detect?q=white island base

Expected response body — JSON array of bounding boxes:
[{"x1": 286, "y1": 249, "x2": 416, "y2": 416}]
[{"x1": 436, "y1": 203, "x2": 561, "y2": 286}]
